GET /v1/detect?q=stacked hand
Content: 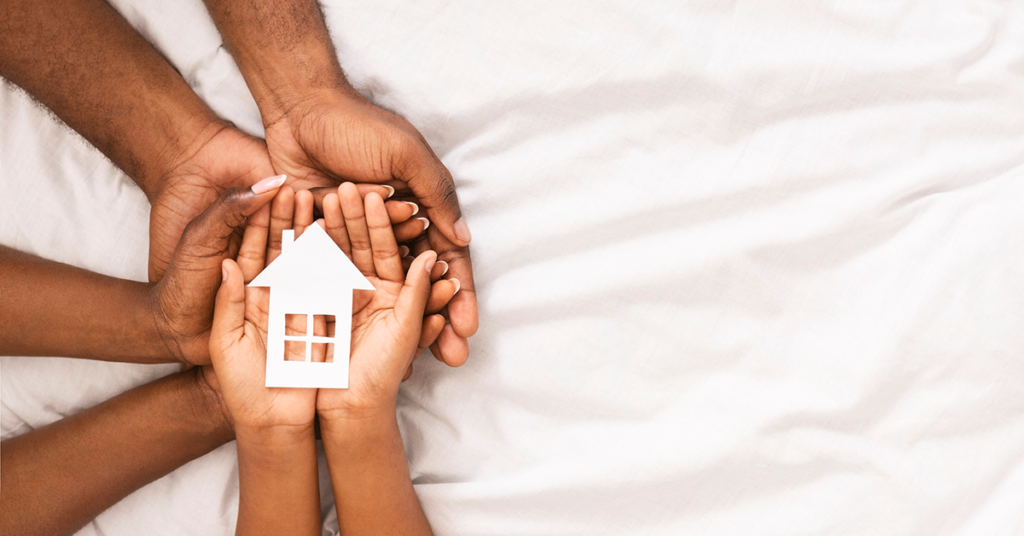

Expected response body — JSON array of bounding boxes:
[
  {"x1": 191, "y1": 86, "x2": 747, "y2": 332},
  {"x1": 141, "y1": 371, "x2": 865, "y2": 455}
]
[
  {"x1": 209, "y1": 184, "x2": 458, "y2": 430},
  {"x1": 264, "y1": 92, "x2": 478, "y2": 367},
  {"x1": 149, "y1": 98, "x2": 477, "y2": 369}
]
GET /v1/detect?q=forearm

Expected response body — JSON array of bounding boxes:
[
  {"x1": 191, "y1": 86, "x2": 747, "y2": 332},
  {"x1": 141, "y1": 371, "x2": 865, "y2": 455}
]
[
  {"x1": 235, "y1": 426, "x2": 321, "y2": 536},
  {"x1": 321, "y1": 411, "x2": 433, "y2": 536},
  {"x1": 0, "y1": 0, "x2": 223, "y2": 198},
  {"x1": 0, "y1": 245, "x2": 174, "y2": 363},
  {"x1": 0, "y1": 369, "x2": 233, "y2": 536},
  {"x1": 201, "y1": 0, "x2": 359, "y2": 125}
]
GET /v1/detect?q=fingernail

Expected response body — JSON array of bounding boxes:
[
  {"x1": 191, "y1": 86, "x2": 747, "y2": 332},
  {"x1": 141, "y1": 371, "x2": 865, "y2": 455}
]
[
  {"x1": 454, "y1": 217, "x2": 471, "y2": 243},
  {"x1": 435, "y1": 261, "x2": 449, "y2": 277},
  {"x1": 384, "y1": 185, "x2": 395, "y2": 199},
  {"x1": 450, "y1": 278, "x2": 461, "y2": 294},
  {"x1": 424, "y1": 254, "x2": 437, "y2": 273},
  {"x1": 418, "y1": 218, "x2": 430, "y2": 230},
  {"x1": 399, "y1": 245, "x2": 410, "y2": 257},
  {"x1": 251, "y1": 174, "x2": 286, "y2": 194},
  {"x1": 404, "y1": 201, "x2": 419, "y2": 216},
  {"x1": 221, "y1": 262, "x2": 228, "y2": 281}
]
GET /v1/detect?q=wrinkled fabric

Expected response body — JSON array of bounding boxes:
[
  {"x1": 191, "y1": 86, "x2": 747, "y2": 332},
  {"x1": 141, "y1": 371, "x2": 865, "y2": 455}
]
[{"x1": 2, "y1": 1, "x2": 1024, "y2": 534}]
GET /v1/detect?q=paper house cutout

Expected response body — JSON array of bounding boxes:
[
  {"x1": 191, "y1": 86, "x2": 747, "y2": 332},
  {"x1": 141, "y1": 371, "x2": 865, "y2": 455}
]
[{"x1": 248, "y1": 223, "x2": 374, "y2": 388}]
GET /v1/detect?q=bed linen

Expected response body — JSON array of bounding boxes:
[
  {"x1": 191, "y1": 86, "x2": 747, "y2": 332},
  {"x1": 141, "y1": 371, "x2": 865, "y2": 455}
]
[{"x1": 3, "y1": 1, "x2": 1024, "y2": 534}]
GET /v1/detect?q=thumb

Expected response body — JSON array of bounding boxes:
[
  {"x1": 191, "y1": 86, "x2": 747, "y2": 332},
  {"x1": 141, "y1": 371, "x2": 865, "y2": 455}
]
[
  {"x1": 211, "y1": 259, "x2": 246, "y2": 353},
  {"x1": 394, "y1": 251, "x2": 436, "y2": 325},
  {"x1": 394, "y1": 145, "x2": 471, "y2": 247},
  {"x1": 180, "y1": 175, "x2": 287, "y2": 250}
]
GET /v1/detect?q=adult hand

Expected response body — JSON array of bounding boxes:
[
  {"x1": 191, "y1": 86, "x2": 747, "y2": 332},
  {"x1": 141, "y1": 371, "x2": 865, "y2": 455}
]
[
  {"x1": 150, "y1": 175, "x2": 286, "y2": 366},
  {"x1": 147, "y1": 124, "x2": 279, "y2": 281},
  {"x1": 264, "y1": 91, "x2": 478, "y2": 367}
]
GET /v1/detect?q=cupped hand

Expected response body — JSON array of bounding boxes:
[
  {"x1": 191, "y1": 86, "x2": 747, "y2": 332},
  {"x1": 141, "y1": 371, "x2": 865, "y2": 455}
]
[
  {"x1": 208, "y1": 190, "x2": 317, "y2": 431},
  {"x1": 149, "y1": 176, "x2": 285, "y2": 365},
  {"x1": 316, "y1": 185, "x2": 445, "y2": 419},
  {"x1": 263, "y1": 91, "x2": 478, "y2": 367},
  {"x1": 148, "y1": 124, "x2": 279, "y2": 281}
]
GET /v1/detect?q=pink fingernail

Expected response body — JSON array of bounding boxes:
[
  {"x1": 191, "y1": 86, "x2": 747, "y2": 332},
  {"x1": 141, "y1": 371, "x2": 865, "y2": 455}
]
[
  {"x1": 399, "y1": 245, "x2": 410, "y2": 257},
  {"x1": 435, "y1": 261, "x2": 449, "y2": 276},
  {"x1": 384, "y1": 185, "x2": 395, "y2": 199},
  {"x1": 450, "y1": 278, "x2": 461, "y2": 294},
  {"x1": 418, "y1": 218, "x2": 430, "y2": 230},
  {"x1": 454, "y1": 217, "x2": 471, "y2": 243},
  {"x1": 251, "y1": 174, "x2": 286, "y2": 194},
  {"x1": 404, "y1": 202, "x2": 419, "y2": 216},
  {"x1": 424, "y1": 254, "x2": 437, "y2": 273}
]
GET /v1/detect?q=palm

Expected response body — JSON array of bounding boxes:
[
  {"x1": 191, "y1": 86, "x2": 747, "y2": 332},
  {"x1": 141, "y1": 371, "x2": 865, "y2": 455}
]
[
  {"x1": 218, "y1": 286, "x2": 317, "y2": 428},
  {"x1": 149, "y1": 127, "x2": 276, "y2": 281}
]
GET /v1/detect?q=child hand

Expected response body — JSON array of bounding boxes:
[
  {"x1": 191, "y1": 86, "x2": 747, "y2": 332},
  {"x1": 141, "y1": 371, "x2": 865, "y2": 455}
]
[
  {"x1": 208, "y1": 187, "x2": 317, "y2": 432},
  {"x1": 315, "y1": 183, "x2": 445, "y2": 420}
]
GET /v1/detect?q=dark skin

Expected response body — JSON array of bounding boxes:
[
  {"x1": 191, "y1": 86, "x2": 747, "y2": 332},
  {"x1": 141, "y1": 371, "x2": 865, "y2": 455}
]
[
  {"x1": 0, "y1": 368, "x2": 233, "y2": 536},
  {"x1": 0, "y1": 183, "x2": 286, "y2": 365},
  {"x1": 201, "y1": 0, "x2": 479, "y2": 366},
  {"x1": 0, "y1": 0, "x2": 474, "y2": 366}
]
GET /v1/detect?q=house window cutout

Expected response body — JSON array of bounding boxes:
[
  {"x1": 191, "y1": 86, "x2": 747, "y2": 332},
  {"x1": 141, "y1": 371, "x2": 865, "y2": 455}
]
[
  {"x1": 283, "y1": 313, "x2": 337, "y2": 363},
  {"x1": 248, "y1": 225, "x2": 375, "y2": 389}
]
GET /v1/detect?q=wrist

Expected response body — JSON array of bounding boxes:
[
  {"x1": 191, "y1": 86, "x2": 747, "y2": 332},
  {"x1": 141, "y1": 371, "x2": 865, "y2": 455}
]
[
  {"x1": 145, "y1": 281, "x2": 196, "y2": 365},
  {"x1": 235, "y1": 422, "x2": 316, "y2": 453},
  {"x1": 181, "y1": 367, "x2": 235, "y2": 442},
  {"x1": 261, "y1": 85, "x2": 364, "y2": 136},
  {"x1": 319, "y1": 406, "x2": 398, "y2": 445},
  {"x1": 131, "y1": 107, "x2": 227, "y2": 203}
]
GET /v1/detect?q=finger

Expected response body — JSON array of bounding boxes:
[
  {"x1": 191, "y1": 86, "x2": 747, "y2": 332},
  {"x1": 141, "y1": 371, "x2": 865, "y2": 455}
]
[
  {"x1": 339, "y1": 182, "x2": 374, "y2": 276},
  {"x1": 430, "y1": 260, "x2": 449, "y2": 282},
  {"x1": 169, "y1": 177, "x2": 285, "y2": 311},
  {"x1": 386, "y1": 200, "x2": 419, "y2": 224},
  {"x1": 433, "y1": 323, "x2": 469, "y2": 367},
  {"x1": 426, "y1": 279, "x2": 460, "y2": 314},
  {"x1": 267, "y1": 186, "x2": 295, "y2": 264},
  {"x1": 395, "y1": 251, "x2": 436, "y2": 324},
  {"x1": 321, "y1": 192, "x2": 352, "y2": 257},
  {"x1": 409, "y1": 236, "x2": 431, "y2": 256},
  {"x1": 419, "y1": 314, "x2": 446, "y2": 349},
  {"x1": 394, "y1": 217, "x2": 430, "y2": 243},
  {"x1": 178, "y1": 176, "x2": 285, "y2": 254},
  {"x1": 294, "y1": 189, "x2": 315, "y2": 237},
  {"x1": 393, "y1": 141, "x2": 470, "y2": 247},
  {"x1": 308, "y1": 184, "x2": 395, "y2": 215},
  {"x1": 365, "y1": 192, "x2": 405, "y2": 282},
  {"x1": 401, "y1": 255, "x2": 413, "y2": 273},
  {"x1": 236, "y1": 203, "x2": 271, "y2": 282},
  {"x1": 429, "y1": 225, "x2": 478, "y2": 338},
  {"x1": 402, "y1": 364, "x2": 413, "y2": 382},
  {"x1": 212, "y1": 259, "x2": 246, "y2": 350}
]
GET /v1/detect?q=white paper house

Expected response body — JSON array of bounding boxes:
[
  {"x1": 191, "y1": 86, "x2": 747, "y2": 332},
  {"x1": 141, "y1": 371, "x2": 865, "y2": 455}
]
[{"x1": 248, "y1": 224, "x2": 374, "y2": 388}]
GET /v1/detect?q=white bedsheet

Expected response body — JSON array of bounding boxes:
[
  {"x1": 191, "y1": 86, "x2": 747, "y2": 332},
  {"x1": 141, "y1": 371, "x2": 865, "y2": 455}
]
[{"x1": 3, "y1": 1, "x2": 1024, "y2": 534}]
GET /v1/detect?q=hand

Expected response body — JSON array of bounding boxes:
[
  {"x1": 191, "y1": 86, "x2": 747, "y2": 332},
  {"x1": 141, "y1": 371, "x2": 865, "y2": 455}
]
[
  {"x1": 149, "y1": 176, "x2": 285, "y2": 365},
  {"x1": 316, "y1": 184, "x2": 448, "y2": 419},
  {"x1": 148, "y1": 124, "x2": 279, "y2": 281},
  {"x1": 209, "y1": 190, "x2": 318, "y2": 431},
  {"x1": 263, "y1": 91, "x2": 478, "y2": 367}
]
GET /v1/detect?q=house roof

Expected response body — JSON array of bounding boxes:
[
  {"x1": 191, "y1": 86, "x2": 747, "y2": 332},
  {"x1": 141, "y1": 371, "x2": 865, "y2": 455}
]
[{"x1": 248, "y1": 223, "x2": 375, "y2": 291}]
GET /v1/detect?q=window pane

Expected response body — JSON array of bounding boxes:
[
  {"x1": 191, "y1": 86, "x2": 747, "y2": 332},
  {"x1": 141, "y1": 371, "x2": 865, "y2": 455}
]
[
  {"x1": 312, "y1": 342, "x2": 334, "y2": 363},
  {"x1": 284, "y1": 340, "x2": 306, "y2": 362},
  {"x1": 285, "y1": 314, "x2": 308, "y2": 336},
  {"x1": 313, "y1": 315, "x2": 336, "y2": 338}
]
